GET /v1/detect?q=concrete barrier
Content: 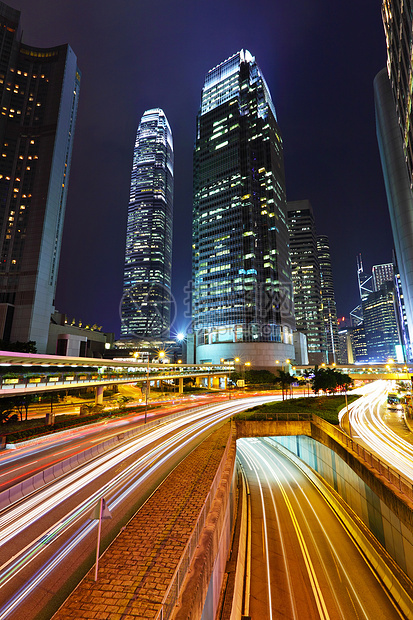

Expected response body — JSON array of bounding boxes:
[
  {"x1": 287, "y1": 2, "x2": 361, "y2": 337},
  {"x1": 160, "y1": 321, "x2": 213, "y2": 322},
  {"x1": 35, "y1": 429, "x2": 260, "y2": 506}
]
[{"x1": 229, "y1": 465, "x2": 250, "y2": 620}]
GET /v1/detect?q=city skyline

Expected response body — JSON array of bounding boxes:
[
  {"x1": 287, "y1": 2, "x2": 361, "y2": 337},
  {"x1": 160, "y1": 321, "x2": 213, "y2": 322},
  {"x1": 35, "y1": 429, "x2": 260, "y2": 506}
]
[{"x1": 7, "y1": 1, "x2": 393, "y2": 338}]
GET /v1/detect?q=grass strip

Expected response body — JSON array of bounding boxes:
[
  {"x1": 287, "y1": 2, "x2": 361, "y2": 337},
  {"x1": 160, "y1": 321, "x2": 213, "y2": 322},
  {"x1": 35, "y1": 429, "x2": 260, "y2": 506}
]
[{"x1": 233, "y1": 395, "x2": 360, "y2": 425}]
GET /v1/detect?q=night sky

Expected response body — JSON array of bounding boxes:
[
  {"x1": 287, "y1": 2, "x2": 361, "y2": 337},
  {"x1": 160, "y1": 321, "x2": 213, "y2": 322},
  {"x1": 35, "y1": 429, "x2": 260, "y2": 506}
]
[{"x1": 11, "y1": 0, "x2": 390, "y2": 337}]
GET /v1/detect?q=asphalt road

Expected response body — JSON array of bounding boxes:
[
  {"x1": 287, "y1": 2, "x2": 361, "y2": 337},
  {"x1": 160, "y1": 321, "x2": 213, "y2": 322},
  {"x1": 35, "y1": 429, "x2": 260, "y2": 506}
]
[
  {"x1": 238, "y1": 437, "x2": 404, "y2": 620},
  {"x1": 0, "y1": 395, "x2": 278, "y2": 620}
]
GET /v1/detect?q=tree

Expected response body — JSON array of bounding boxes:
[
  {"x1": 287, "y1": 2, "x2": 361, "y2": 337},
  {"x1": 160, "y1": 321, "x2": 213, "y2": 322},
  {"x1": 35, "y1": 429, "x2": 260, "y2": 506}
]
[
  {"x1": 0, "y1": 397, "x2": 18, "y2": 424},
  {"x1": 229, "y1": 369, "x2": 277, "y2": 386},
  {"x1": 14, "y1": 394, "x2": 36, "y2": 421},
  {"x1": 0, "y1": 340, "x2": 37, "y2": 353},
  {"x1": 311, "y1": 366, "x2": 354, "y2": 394},
  {"x1": 276, "y1": 369, "x2": 295, "y2": 400}
]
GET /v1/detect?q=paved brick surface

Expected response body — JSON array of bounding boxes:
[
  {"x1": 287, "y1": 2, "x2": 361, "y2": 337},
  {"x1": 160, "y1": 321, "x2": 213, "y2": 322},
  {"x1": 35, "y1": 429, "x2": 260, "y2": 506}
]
[{"x1": 53, "y1": 423, "x2": 231, "y2": 620}]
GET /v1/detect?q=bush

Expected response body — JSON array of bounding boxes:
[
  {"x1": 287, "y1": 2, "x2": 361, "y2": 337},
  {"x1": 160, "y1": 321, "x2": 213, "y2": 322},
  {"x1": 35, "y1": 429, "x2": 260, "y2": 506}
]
[{"x1": 234, "y1": 395, "x2": 360, "y2": 425}]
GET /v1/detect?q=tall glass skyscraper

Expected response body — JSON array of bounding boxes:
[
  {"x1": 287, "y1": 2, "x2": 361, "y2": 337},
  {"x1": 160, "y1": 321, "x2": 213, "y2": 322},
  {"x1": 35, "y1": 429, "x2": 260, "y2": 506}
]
[
  {"x1": 121, "y1": 109, "x2": 173, "y2": 339},
  {"x1": 287, "y1": 200, "x2": 326, "y2": 365},
  {"x1": 374, "y1": 0, "x2": 413, "y2": 359},
  {"x1": 0, "y1": 2, "x2": 80, "y2": 353},
  {"x1": 192, "y1": 50, "x2": 295, "y2": 366},
  {"x1": 317, "y1": 235, "x2": 339, "y2": 364}
]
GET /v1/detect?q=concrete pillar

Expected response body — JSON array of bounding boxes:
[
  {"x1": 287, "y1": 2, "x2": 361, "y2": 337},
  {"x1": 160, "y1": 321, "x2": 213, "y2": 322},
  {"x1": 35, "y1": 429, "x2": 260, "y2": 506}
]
[
  {"x1": 212, "y1": 376, "x2": 220, "y2": 389},
  {"x1": 179, "y1": 377, "x2": 184, "y2": 394},
  {"x1": 195, "y1": 376, "x2": 202, "y2": 387},
  {"x1": 95, "y1": 385, "x2": 104, "y2": 404},
  {"x1": 223, "y1": 376, "x2": 227, "y2": 389}
]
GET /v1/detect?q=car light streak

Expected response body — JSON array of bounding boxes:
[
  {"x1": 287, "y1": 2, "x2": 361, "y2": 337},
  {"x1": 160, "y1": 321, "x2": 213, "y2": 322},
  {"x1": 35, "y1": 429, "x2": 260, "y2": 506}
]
[
  {"x1": 262, "y1": 439, "x2": 371, "y2": 620},
  {"x1": 345, "y1": 381, "x2": 413, "y2": 478},
  {"x1": 239, "y1": 440, "x2": 329, "y2": 619},
  {"x1": 238, "y1": 447, "x2": 274, "y2": 619},
  {"x1": 0, "y1": 397, "x2": 276, "y2": 618},
  {"x1": 238, "y1": 438, "x2": 402, "y2": 619}
]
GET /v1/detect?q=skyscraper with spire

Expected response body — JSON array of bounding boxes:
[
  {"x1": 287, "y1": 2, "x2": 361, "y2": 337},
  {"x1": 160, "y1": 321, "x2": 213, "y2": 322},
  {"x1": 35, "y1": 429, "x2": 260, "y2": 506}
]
[
  {"x1": 121, "y1": 109, "x2": 173, "y2": 339},
  {"x1": 192, "y1": 50, "x2": 295, "y2": 366}
]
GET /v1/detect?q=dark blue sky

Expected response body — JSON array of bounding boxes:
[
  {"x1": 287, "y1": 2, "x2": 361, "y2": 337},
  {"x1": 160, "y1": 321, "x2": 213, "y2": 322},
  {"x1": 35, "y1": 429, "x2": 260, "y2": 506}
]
[{"x1": 12, "y1": 0, "x2": 390, "y2": 337}]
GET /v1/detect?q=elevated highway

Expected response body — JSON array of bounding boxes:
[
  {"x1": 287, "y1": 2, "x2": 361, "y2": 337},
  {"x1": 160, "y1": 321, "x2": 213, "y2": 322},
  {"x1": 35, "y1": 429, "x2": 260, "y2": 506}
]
[{"x1": 0, "y1": 351, "x2": 230, "y2": 399}]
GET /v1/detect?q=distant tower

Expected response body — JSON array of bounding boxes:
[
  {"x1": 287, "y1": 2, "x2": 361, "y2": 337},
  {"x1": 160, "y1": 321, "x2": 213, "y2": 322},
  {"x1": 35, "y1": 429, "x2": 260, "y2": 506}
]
[
  {"x1": 287, "y1": 200, "x2": 326, "y2": 365},
  {"x1": 317, "y1": 235, "x2": 340, "y2": 363},
  {"x1": 0, "y1": 2, "x2": 80, "y2": 353},
  {"x1": 374, "y1": 0, "x2": 413, "y2": 358},
  {"x1": 372, "y1": 262, "x2": 394, "y2": 291},
  {"x1": 192, "y1": 50, "x2": 295, "y2": 366},
  {"x1": 363, "y1": 281, "x2": 401, "y2": 362},
  {"x1": 121, "y1": 109, "x2": 174, "y2": 339}
]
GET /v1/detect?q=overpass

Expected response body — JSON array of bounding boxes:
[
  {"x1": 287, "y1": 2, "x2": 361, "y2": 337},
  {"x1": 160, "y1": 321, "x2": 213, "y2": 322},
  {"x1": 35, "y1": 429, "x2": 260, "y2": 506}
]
[
  {"x1": 294, "y1": 362, "x2": 413, "y2": 382},
  {"x1": 0, "y1": 351, "x2": 231, "y2": 401}
]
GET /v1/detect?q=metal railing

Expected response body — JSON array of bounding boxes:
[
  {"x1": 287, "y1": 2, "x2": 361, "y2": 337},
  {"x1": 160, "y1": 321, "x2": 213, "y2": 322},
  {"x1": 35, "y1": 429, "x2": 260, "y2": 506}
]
[
  {"x1": 155, "y1": 423, "x2": 235, "y2": 620},
  {"x1": 236, "y1": 411, "x2": 313, "y2": 422},
  {"x1": 0, "y1": 367, "x2": 229, "y2": 394}
]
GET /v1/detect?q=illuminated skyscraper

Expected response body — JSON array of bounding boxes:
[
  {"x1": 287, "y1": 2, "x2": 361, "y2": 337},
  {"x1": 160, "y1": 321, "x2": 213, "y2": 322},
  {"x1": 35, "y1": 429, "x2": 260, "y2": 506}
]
[
  {"x1": 121, "y1": 109, "x2": 173, "y2": 339},
  {"x1": 374, "y1": 0, "x2": 413, "y2": 358},
  {"x1": 363, "y1": 282, "x2": 401, "y2": 363},
  {"x1": 0, "y1": 2, "x2": 80, "y2": 353},
  {"x1": 287, "y1": 200, "x2": 326, "y2": 365},
  {"x1": 372, "y1": 262, "x2": 394, "y2": 291},
  {"x1": 317, "y1": 235, "x2": 340, "y2": 363},
  {"x1": 192, "y1": 50, "x2": 295, "y2": 366}
]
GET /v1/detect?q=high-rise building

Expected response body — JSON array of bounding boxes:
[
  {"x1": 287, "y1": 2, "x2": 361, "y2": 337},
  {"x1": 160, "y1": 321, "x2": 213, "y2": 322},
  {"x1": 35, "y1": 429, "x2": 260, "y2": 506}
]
[
  {"x1": 0, "y1": 2, "x2": 80, "y2": 353},
  {"x1": 363, "y1": 281, "x2": 401, "y2": 362},
  {"x1": 192, "y1": 50, "x2": 295, "y2": 366},
  {"x1": 287, "y1": 200, "x2": 326, "y2": 365},
  {"x1": 121, "y1": 109, "x2": 174, "y2": 340},
  {"x1": 351, "y1": 255, "x2": 403, "y2": 362},
  {"x1": 317, "y1": 235, "x2": 340, "y2": 363},
  {"x1": 337, "y1": 327, "x2": 354, "y2": 364},
  {"x1": 374, "y1": 0, "x2": 413, "y2": 358},
  {"x1": 372, "y1": 262, "x2": 394, "y2": 291},
  {"x1": 351, "y1": 323, "x2": 368, "y2": 364}
]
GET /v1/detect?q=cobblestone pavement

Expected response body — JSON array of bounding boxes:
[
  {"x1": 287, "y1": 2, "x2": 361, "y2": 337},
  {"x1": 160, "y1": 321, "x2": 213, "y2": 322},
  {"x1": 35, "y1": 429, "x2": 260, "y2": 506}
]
[{"x1": 53, "y1": 423, "x2": 231, "y2": 620}]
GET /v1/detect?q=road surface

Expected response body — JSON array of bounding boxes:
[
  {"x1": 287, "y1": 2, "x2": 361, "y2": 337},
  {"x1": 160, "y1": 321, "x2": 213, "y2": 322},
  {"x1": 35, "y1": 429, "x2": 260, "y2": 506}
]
[
  {"x1": 0, "y1": 395, "x2": 278, "y2": 620},
  {"x1": 238, "y1": 437, "x2": 403, "y2": 619}
]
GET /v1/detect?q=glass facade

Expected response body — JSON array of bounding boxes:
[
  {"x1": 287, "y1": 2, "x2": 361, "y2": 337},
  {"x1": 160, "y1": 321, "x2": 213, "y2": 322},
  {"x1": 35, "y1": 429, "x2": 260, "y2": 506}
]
[
  {"x1": 121, "y1": 108, "x2": 173, "y2": 339},
  {"x1": 363, "y1": 281, "x2": 401, "y2": 362},
  {"x1": 0, "y1": 2, "x2": 80, "y2": 352},
  {"x1": 192, "y1": 51, "x2": 294, "y2": 350},
  {"x1": 287, "y1": 200, "x2": 326, "y2": 364},
  {"x1": 317, "y1": 235, "x2": 340, "y2": 363},
  {"x1": 383, "y1": 0, "x2": 413, "y2": 185},
  {"x1": 375, "y1": 1, "x2": 413, "y2": 358}
]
